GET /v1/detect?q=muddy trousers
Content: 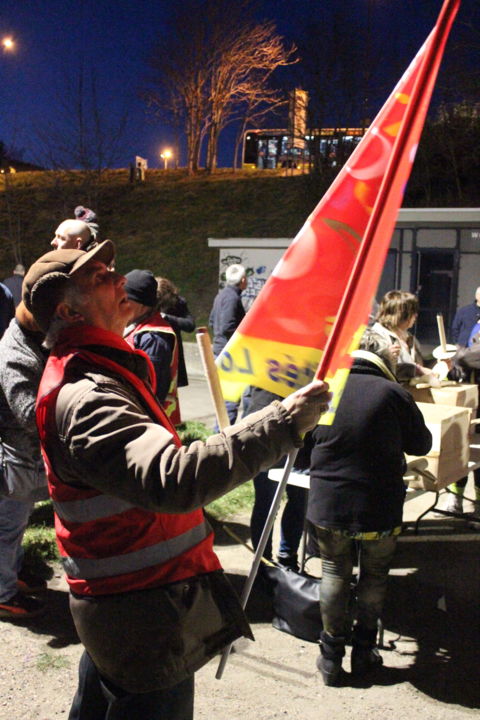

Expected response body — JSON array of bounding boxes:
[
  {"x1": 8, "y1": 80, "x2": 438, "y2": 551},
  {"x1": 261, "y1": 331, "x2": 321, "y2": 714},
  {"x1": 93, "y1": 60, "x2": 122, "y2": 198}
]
[
  {"x1": 312, "y1": 526, "x2": 397, "y2": 636},
  {"x1": 69, "y1": 651, "x2": 194, "y2": 720}
]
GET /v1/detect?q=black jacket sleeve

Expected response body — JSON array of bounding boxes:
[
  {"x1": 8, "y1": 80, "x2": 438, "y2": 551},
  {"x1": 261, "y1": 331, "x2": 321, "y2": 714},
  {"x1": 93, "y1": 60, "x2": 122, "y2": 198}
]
[{"x1": 162, "y1": 297, "x2": 195, "y2": 334}]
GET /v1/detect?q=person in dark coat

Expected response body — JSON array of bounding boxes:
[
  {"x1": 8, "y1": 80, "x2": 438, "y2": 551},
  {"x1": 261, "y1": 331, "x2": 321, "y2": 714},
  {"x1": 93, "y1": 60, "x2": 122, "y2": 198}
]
[
  {"x1": 0, "y1": 283, "x2": 14, "y2": 337},
  {"x1": 247, "y1": 387, "x2": 308, "y2": 571},
  {"x1": 209, "y1": 264, "x2": 247, "y2": 424},
  {"x1": 124, "y1": 270, "x2": 180, "y2": 423},
  {"x1": 450, "y1": 287, "x2": 480, "y2": 347},
  {"x1": 2, "y1": 264, "x2": 25, "y2": 307},
  {"x1": 307, "y1": 329, "x2": 432, "y2": 686},
  {"x1": 156, "y1": 277, "x2": 195, "y2": 388},
  {"x1": 209, "y1": 264, "x2": 246, "y2": 356}
]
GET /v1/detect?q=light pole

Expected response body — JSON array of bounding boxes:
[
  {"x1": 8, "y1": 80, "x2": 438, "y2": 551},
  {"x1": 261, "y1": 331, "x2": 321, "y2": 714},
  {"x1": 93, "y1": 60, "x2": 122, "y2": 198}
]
[{"x1": 160, "y1": 149, "x2": 172, "y2": 170}]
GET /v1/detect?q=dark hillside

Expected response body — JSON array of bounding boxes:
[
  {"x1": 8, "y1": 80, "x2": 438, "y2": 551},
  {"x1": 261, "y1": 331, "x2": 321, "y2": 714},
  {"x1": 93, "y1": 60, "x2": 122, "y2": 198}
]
[
  {"x1": 0, "y1": 169, "x2": 322, "y2": 324},
  {"x1": 1, "y1": 164, "x2": 473, "y2": 325}
]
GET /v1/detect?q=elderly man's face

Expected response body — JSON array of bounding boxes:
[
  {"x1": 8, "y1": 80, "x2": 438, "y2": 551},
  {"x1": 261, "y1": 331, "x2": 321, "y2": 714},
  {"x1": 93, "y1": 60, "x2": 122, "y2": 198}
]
[{"x1": 69, "y1": 260, "x2": 131, "y2": 335}]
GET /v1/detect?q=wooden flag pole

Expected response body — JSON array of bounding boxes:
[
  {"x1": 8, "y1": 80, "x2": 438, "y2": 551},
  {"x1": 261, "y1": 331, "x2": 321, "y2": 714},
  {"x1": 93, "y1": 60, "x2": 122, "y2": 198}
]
[
  {"x1": 437, "y1": 313, "x2": 448, "y2": 352},
  {"x1": 432, "y1": 313, "x2": 456, "y2": 368},
  {"x1": 195, "y1": 327, "x2": 230, "y2": 430}
]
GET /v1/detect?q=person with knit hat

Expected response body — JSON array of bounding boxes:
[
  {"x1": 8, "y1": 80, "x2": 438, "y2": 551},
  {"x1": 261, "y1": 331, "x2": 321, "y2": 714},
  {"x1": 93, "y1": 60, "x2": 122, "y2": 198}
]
[
  {"x1": 24, "y1": 240, "x2": 330, "y2": 719},
  {"x1": 124, "y1": 269, "x2": 181, "y2": 425}
]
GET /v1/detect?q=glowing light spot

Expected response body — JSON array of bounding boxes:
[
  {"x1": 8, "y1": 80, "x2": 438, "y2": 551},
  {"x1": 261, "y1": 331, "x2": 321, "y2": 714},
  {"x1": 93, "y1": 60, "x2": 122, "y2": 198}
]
[
  {"x1": 384, "y1": 122, "x2": 401, "y2": 137},
  {"x1": 354, "y1": 181, "x2": 373, "y2": 213}
]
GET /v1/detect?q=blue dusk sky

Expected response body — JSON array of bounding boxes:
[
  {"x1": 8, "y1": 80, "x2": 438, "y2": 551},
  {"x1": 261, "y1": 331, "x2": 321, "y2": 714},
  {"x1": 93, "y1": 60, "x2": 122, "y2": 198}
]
[{"x1": 0, "y1": 0, "x2": 477, "y2": 169}]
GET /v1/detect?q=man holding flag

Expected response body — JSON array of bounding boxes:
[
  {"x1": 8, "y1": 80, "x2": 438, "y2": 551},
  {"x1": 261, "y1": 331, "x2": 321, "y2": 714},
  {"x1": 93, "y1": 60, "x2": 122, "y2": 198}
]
[{"x1": 26, "y1": 241, "x2": 330, "y2": 719}]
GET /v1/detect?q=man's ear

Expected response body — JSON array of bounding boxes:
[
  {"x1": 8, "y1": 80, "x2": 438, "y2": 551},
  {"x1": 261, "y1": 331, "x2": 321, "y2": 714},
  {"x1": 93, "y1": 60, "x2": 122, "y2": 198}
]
[{"x1": 56, "y1": 301, "x2": 84, "y2": 323}]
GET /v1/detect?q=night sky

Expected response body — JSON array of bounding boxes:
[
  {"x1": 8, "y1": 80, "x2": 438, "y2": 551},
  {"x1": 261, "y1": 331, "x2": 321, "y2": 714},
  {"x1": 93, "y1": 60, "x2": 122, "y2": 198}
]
[{"x1": 0, "y1": 0, "x2": 477, "y2": 169}]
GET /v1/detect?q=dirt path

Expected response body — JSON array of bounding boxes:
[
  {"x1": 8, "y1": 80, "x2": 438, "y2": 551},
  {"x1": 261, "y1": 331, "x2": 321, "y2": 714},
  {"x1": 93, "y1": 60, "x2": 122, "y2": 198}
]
[{"x1": 1, "y1": 514, "x2": 479, "y2": 720}]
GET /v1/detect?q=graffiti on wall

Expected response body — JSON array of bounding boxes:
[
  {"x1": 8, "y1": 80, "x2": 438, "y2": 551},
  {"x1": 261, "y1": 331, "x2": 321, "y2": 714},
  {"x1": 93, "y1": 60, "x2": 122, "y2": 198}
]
[{"x1": 218, "y1": 248, "x2": 284, "y2": 311}]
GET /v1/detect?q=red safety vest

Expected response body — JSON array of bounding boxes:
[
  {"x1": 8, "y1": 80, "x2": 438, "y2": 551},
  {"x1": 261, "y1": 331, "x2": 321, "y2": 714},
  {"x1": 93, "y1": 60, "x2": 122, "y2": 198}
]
[
  {"x1": 124, "y1": 312, "x2": 181, "y2": 426},
  {"x1": 36, "y1": 325, "x2": 219, "y2": 596}
]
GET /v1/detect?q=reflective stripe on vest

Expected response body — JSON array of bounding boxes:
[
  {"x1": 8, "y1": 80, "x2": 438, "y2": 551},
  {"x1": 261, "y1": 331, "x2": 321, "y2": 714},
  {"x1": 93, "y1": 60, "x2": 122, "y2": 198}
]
[
  {"x1": 62, "y1": 519, "x2": 211, "y2": 579},
  {"x1": 52, "y1": 495, "x2": 136, "y2": 523},
  {"x1": 36, "y1": 335, "x2": 220, "y2": 595}
]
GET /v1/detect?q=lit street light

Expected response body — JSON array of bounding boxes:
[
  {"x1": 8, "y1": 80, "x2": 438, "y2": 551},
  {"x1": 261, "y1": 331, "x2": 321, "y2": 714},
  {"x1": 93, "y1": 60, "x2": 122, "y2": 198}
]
[
  {"x1": 2, "y1": 37, "x2": 15, "y2": 52},
  {"x1": 160, "y1": 149, "x2": 172, "y2": 170}
]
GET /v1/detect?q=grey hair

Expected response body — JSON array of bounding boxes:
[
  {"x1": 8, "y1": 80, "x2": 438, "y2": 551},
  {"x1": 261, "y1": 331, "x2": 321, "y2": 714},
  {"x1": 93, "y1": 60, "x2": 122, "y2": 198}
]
[
  {"x1": 43, "y1": 316, "x2": 70, "y2": 350},
  {"x1": 43, "y1": 281, "x2": 89, "y2": 350},
  {"x1": 225, "y1": 264, "x2": 246, "y2": 286},
  {"x1": 358, "y1": 328, "x2": 396, "y2": 373}
]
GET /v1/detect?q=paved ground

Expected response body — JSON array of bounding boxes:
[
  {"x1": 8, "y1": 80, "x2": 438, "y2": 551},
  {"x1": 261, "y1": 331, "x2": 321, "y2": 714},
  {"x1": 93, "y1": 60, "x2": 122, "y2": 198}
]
[{"x1": 179, "y1": 375, "x2": 217, "y2": 428}]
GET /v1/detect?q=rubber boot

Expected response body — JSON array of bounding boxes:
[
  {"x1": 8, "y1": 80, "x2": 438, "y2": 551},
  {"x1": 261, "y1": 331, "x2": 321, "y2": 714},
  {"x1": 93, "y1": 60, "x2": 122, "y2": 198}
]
[
  {"x1": 351, "y1": 625, "x2": 383, "y2": 676},
  {"x1": 316, "y1": 631, "x2": 345, "y2": 686}
]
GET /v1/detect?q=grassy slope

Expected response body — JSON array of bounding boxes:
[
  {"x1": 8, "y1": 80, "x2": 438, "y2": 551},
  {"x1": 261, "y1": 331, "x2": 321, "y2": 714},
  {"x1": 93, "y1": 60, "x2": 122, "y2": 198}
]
[{"x1": 0, "y1": 168, "x2": 324, "y2": 325}]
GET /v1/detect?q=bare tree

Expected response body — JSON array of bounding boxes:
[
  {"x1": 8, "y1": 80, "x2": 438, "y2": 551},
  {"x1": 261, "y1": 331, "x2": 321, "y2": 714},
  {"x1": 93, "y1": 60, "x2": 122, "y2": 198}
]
[
  {"x1": 0, "y1": 140, "x2": 27, "y2": 265},
  {"x1": 146, "y1": 1, "x2": 221, "y2": 174},
  {"x1": 145, "y1": 0, "x2": 295, "y2": 173},
  {"x1": 204, "y1": 20, "x2": 296, "y2": 172},
  {"x1": 35, "y1": 68, "x2": 130, "y2": 177},
  {"x1": 0, "y1": 172, "x2": 23, "y2": 265},
  {"x1": 405, "y1": 101, "x2": 480, "y2": 207}
]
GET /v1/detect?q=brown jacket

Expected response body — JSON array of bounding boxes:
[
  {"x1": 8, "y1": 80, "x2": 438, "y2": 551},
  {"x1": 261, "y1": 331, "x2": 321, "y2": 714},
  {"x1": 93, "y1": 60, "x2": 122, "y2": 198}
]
[{"x1": 47, "y1": 350, "x2": 302, "y2": 692}]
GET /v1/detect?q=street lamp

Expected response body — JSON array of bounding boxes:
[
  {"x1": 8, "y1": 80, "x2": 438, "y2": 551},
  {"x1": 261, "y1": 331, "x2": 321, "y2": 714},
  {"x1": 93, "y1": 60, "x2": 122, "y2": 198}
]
[
  {"x1": 160, "y1": 149, "x2": 172, "y2": 170},
  {"x1": 2, "y1": 37, "x2": 15, "y2": 52}
]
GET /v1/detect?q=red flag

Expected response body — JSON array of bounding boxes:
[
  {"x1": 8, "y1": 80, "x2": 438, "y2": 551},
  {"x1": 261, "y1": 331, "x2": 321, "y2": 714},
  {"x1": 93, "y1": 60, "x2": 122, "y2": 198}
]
[{"x1": 217, "y1": 0, "x2": 460, "y2": 422}]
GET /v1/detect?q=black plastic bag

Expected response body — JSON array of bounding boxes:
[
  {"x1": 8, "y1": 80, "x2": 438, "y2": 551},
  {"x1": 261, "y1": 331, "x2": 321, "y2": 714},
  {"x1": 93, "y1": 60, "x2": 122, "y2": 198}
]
[{"x1": 262, "y1": 565, "x2": 322, "y2": 643}]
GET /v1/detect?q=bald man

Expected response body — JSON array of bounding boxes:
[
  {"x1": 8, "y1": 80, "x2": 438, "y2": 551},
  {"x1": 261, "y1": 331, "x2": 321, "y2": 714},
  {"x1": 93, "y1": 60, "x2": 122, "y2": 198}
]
[{"x1": 51, "y1": 219, "x2": 95, "y2": 251}]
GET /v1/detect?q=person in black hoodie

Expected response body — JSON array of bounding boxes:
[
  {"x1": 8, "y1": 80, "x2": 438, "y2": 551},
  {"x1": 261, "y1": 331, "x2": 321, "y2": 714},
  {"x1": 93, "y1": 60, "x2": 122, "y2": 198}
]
[
  {"x1": 156, "y1": 277, "x2": 195, "y2": 388},
  {"x1": 308, "y1": 329, "x2": 432, "y2": 686}
]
